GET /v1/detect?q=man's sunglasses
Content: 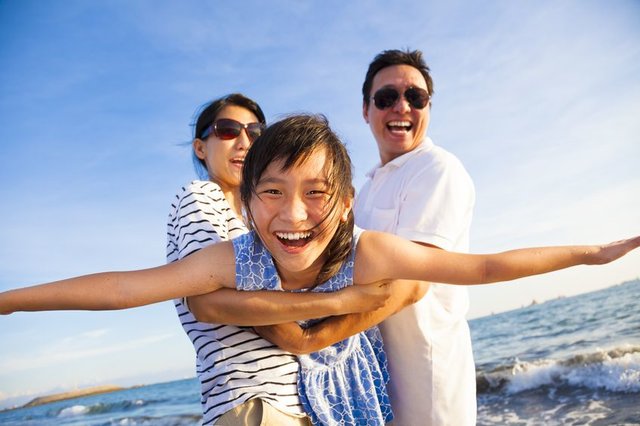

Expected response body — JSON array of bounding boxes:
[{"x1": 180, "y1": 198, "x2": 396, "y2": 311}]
[
  {"x1": 371, "y1": 87, "x2": 430, "y2": 110},
  {"x1": 200, "y1": 118, "x2": 266, "y2": 142}
]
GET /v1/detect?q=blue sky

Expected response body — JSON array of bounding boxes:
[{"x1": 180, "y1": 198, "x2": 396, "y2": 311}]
[{"x1": 1, "y1": 0, "x2": 639, "y2": 408}]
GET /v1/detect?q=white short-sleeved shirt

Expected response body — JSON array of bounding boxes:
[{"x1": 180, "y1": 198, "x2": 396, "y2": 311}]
[{"x1": 355, "y1": 138, "x2": 477, "y2": 426}]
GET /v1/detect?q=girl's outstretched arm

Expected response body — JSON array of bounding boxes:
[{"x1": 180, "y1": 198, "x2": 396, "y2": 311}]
[
  {"x1": 0, "y1": 241, "x2": 237, "y2": 314},
  {"x1": 355, "y1": 232, "x2": 640, "y2": 285}
]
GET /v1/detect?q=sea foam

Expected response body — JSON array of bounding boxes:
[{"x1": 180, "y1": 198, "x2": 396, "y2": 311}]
[
  {"x1": 478, "y1": 345, "x2": 640, "y2": 395},
  {"x1": 58, "y1": 404, "x2": 89, "y2": 417}
]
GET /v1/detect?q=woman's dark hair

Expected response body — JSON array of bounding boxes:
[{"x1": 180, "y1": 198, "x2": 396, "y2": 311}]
[
  {"x1": 362, "y1": 49, "x2": 434, "y2": 106},
  {"x1": 192, "y1": 93, "x2": 266, "y2": 179},
  {"x1": 241, "y1": 114, "x2": 355, "y2": 285}
]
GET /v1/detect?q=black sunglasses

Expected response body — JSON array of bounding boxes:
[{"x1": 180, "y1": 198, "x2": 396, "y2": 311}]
[
  {"x1": 200, "y1": 118, "x2": 265, "y2": 142},
  {"x1": 371, "y1": 87, "x2": 430, "y2": 110}
]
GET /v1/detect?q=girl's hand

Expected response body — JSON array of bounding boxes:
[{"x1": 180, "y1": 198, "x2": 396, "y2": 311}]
[
  {"x1": 340, "y1": 279, "x2": 392, "y2": 313},
  {"x1": 586, "y1": 236, "x2": 640, "y2": 265}
]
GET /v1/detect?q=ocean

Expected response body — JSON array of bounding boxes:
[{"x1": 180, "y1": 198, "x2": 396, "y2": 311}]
[
  {"x1": 472, "y1": 279, "x2": 640, "y2": 426},
  {"x1": 1, "y1": 279, "x2": 638, "y2": 425}
]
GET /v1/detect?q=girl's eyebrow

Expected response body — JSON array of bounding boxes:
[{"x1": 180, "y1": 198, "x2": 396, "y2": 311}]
[{"x1": 257, "y1": 176, "x2": 330, "y2": 186}]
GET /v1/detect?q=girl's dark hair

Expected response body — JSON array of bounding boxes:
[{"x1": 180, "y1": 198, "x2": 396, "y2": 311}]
[
  {"x1": 362, "y1": 49, "x2": 434, "y2": 106},
  {"x1": 241, "y1": 114, "x2": 355, "y2": 285},
  {"x1": 192, "y1": 93, "x2": 266, "y2": 178}
]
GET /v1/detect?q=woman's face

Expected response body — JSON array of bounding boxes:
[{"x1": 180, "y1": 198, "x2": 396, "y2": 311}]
[
  {"x1": 194, "y1": 105, "x2": 261, "y2": 193},
  {"x1": 248, "y1": 147, "x2": 352, "y2": 286}
]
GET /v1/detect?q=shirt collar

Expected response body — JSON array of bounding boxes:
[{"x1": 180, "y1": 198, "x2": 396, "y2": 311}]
[{"x1": 365, "y1": 137, "x2": 434, "y2": 178}]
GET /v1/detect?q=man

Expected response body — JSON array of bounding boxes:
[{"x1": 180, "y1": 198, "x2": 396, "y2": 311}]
[{"x1": 355, "y1": 49, "x2": 476, "y2": 426}]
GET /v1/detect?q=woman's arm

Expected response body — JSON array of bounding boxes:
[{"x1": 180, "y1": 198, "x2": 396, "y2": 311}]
[
  {"x1": 356, "y1": 232, "x2": 640, "y2": 285},
  {"x1": 0, "y1": 241, "x2": 237, "y2": 315},
  {"x1": 188, "y1": 280, "x2": 393, "y2": 325},
  {"x1": 254, "y1": 280, "x2": 429, "y2": 354}
]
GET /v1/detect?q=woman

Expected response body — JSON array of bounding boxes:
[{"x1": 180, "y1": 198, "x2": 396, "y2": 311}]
[{"x1": 2, "y1": 114, "x2": 638, "y2": 425}]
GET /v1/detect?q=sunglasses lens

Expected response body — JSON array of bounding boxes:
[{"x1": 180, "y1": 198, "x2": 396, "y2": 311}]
[
  {"x1": 373, "y1": 88, "x2": 400, "y2": 109},
  {"x1": 214, "y1": 119, "x2": 242, "y2": 140},
  {"x1": 405, "y1": 87, "x2": 430, "y2": 109},
  {"x1": 246, "y1": 123, "x2": 265, "y2": 141},
  {"x1": 372, "y1": 87, "x2": 430, "y2": 110}
]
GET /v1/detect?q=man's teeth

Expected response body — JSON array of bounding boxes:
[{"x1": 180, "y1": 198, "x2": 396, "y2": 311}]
[
  {"x1": 388, "y1": 121, "x2": 411, "y2": 129},
  {"x1": 276, "y1": 231, "x2": 312, "y2": 240}
]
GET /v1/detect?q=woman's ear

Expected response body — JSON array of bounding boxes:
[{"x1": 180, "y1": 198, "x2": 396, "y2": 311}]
[{"x1": 193, "y1": 138, "x2": 207, "y2": 160}]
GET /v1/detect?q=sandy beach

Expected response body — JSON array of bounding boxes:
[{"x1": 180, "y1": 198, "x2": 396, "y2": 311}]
[{"x1": 23, "y1": 385, "x2": 124, "y2": 408}]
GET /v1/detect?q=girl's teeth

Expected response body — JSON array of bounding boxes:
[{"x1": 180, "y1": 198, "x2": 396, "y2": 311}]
[{"x1": 277, "y1": 232, "x2": 311, "y2": 240}]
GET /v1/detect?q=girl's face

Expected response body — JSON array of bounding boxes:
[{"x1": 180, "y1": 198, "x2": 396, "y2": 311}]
[
  {"x1": 249, "y1": 147, "x2": 352, "y2": 286},
  {"x1": 193, "y1": 105, "x2": 260, "y2": 192}
]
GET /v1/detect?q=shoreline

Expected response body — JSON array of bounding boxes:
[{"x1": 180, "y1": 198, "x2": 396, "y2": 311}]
[{"x1": 22, "y1": 385, "x2": 126, "y2": 408}]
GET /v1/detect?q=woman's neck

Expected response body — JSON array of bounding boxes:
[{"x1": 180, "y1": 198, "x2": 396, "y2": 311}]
[
  {"x1": 213, "y1": 180, "x2": 243, "y2": 219},
  {"x1": 224, "y1": 191, "x2": 243, "y2": 219}
]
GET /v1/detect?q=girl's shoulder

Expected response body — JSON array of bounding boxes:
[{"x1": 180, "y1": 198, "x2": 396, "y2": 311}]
[
  {"x1": 353, "y1": 229, "x2": 404, "y2": 283},
  {"x1": 354, "y1": 228, "x2": 391, "y2": 247}
]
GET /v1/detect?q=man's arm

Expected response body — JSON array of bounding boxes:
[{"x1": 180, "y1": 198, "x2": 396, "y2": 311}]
[{"x1": 254, "y1": 280, "x2": 429, "y2": 354}]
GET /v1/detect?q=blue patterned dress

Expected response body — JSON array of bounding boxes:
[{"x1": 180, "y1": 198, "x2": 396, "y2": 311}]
[{"x1": 234, "y1": 228, "x2": 393, "y2": 426}]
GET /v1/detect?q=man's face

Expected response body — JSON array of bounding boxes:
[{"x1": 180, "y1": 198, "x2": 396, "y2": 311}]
[{"x1": 363, "y1": 64, "x2": 431, "y2": 165}]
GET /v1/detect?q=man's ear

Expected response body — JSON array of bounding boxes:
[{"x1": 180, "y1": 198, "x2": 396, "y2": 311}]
[
  {"x1": 193, "y1": 138, "x2": 206, "y2": 160},
  {"x1": 362, "y1": 101, "x2": 370, "y2": 124}
]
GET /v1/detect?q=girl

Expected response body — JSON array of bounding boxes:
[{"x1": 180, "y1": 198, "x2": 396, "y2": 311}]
[
  {"x1": 1, "y1": 114, "x2": 638, "y2": 425},
  {"x1": 167, "y1": 97, "x2": 391, "y2": 425}
]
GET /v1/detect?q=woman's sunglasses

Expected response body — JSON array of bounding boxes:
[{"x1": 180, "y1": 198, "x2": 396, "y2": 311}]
[
  {"x1": 200, "y1": 118, "x2": 265, "y2": 142},
  {"x1": 371, "y1": 87, "x2": 430, "y2": 110}
]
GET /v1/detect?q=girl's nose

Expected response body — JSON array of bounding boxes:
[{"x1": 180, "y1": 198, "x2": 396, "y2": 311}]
[{"x1": 281, "y1": 195, "x2": 308, "y2": 223}]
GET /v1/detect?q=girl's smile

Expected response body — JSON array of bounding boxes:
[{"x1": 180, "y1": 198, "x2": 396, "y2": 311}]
[{"x1": 275, "y1": 230, "x2": 314, "y2": 249}]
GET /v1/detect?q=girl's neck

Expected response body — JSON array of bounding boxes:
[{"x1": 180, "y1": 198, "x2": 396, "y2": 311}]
[
  {"x1": 276, "y1": 261, "x2": 325, "y2": 291},
  {"x1": 279, "y1": 270, "x2": 319, "y2": 291}
]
